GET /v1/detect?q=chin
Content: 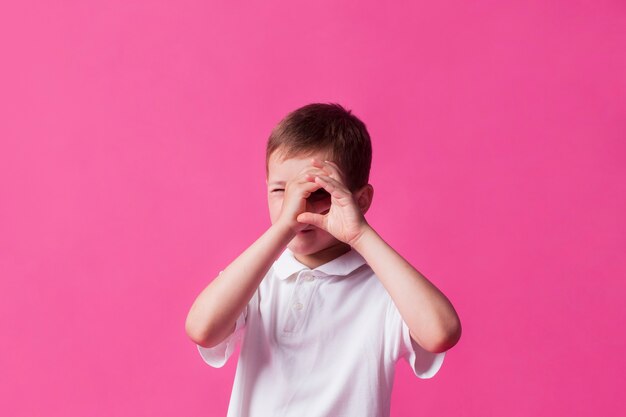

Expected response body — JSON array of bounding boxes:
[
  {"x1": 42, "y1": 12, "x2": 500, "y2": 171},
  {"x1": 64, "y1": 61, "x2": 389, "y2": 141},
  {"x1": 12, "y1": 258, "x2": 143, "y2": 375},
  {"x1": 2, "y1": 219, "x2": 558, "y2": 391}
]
[
  {"x1": 287, "y1": 240, "x2": 324, "y2": 256},
  {"x1": 287, "y1": 231, "x2": 340, "y2": 256}
]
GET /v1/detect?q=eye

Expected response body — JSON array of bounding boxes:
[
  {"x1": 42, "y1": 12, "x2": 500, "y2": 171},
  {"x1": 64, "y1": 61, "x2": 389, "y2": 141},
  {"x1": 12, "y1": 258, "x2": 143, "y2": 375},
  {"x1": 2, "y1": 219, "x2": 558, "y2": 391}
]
[{"x1": 271, "y1": 189, "x2": 284, "y2": 193}]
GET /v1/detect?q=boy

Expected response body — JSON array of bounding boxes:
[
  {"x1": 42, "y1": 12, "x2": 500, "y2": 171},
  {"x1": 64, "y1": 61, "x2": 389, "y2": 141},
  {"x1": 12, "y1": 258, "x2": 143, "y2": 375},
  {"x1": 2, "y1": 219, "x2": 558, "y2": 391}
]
[{"x1": 185, "y1": 103, "x2": 462, "y2": 417}]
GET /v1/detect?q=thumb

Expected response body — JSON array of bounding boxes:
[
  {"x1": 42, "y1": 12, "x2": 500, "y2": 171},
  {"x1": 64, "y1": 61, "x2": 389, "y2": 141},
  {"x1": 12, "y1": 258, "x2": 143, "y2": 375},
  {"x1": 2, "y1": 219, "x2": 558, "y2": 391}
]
[{"x1": 297, "y1": 212, "x2": 326, "y2": 230}]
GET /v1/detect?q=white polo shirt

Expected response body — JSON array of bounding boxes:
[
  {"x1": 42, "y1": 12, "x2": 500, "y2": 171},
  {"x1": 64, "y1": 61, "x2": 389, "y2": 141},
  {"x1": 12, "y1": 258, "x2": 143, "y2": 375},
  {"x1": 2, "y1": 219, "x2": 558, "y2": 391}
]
[{"x1": 197, "y1": 247, "x2": 445, "y2": 417}]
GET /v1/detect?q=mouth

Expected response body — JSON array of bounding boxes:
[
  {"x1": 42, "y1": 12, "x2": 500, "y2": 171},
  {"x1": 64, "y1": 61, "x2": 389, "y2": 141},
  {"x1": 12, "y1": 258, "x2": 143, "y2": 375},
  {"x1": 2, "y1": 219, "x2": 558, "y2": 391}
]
[{"x1": 298, "y1": 228, "x2": 314, "y2": 233}]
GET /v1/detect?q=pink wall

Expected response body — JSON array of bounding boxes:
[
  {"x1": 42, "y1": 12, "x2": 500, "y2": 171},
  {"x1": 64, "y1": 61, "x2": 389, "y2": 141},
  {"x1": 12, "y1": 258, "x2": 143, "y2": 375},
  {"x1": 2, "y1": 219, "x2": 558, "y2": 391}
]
[{"x1": 1, "y1": 1, "x2": 624, "y2": 416}]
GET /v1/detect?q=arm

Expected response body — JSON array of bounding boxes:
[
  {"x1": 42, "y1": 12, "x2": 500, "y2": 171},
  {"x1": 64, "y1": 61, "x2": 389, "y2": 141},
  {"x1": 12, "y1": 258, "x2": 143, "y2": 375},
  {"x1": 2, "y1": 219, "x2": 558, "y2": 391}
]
[
  {"x1": 185, "y1": 222, "x2": 295, "y2": 348},
  {"x1": 351, "y1": 225, "x2": 461, "y2": 353},
  {"x1": 298, "y1": 159, "x2": 461, "y2": 354},
  {"x1": 185, "y1": 162, "x2": 329, "y2": 348}
]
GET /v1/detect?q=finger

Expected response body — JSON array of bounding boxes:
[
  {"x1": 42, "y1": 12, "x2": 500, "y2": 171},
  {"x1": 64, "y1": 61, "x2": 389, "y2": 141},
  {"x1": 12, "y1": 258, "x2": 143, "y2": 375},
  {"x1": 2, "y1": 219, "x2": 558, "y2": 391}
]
[
  {"x1": 310, "y1": 158, "x2": 328, "y2": 170},
  {"x1": 299, "y1": 170, "x2": 328, "y2": 185},
  {"x1": 296, "y1": 212, "x2": 326, "y2": 230},
  {"x1": 319, "y1": 160, "x2": 347, "y2": 184},
  {"x1": 310, "y1": 159, "x2": 338, "y2": 177},
  {"x1": 300, "y1": 161, "x2": 327, "y2": 174},
  {"x1": 300, "y1": 166, "x2": 328, "y2": 182},
  {"x1": 313, "y1": 174, "x2": 350, "y2": 200},
  {"x1": 300, "y1": 178, "x2": 324, "y2": 195},
  {"x1": 287, "y1": 176, "x2": 323, "y2": 198}
]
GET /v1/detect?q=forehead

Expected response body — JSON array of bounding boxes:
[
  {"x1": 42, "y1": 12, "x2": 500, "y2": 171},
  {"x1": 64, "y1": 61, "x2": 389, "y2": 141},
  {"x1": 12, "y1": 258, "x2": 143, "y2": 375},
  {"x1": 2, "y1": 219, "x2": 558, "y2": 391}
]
[{"x1": 267, "y1": 149, "x2": 332, "y2": 183}]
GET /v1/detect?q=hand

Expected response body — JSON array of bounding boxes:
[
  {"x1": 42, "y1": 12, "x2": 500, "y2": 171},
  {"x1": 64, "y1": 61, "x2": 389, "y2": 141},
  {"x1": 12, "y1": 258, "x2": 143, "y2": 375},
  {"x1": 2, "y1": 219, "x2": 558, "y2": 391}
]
[
  {"x1": 296, "y1": 159, "x2": 369, "y2": 246},
  {"x1": 275, "y1": 163, "x2": 331, "y2": 234}
]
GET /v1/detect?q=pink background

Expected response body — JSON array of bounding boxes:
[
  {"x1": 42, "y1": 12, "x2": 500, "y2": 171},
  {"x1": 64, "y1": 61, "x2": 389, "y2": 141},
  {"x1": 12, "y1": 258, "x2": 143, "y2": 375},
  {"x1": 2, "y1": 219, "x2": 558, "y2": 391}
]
[{"x1": 1, "y1": 1, "x2": 624, "y2": 416}]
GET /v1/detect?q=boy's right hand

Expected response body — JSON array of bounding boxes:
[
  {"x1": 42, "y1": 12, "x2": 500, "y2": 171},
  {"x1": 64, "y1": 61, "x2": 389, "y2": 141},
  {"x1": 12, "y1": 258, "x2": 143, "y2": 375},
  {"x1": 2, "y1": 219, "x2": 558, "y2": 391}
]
[{"x1": 275, "y1": 161, "x2": 331, "y2": 234}]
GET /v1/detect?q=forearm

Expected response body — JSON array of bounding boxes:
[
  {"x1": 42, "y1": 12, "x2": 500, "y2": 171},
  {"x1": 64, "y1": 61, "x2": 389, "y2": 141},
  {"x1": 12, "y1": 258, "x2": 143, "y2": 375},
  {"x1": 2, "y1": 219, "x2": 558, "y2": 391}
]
[
  {"x1": 351, "y1": 224, "x2": 461, "y2": 353},
  {"x1": 185, "y1": 222, "x2": 295, "y2": 347}
]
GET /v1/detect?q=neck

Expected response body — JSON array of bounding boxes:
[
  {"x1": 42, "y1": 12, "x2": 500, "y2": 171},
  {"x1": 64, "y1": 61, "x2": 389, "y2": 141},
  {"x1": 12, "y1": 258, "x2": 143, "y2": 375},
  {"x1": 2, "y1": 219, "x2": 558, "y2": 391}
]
[{"x1": 293, "y1": 242, "x2": 352, "y2": 269}]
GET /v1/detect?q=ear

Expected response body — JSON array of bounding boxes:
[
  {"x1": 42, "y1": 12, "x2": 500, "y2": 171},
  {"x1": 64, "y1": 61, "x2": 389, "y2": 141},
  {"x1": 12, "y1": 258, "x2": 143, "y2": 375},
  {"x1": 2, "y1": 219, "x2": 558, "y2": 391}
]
[{"x1": 355, "y1": 184, "x2": 374, "y2": 215}]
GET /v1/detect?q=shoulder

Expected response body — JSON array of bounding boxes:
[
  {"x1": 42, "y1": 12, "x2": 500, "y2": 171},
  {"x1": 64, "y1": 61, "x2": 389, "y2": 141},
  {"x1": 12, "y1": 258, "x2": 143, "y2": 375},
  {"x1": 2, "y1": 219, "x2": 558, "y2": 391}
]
[
  {"x1": 249, "y1": 266, "x2": 280, "y2": 307},
  {"x1": 355, "y1": 264, "x2": 387, "y2": 292},
  {"x1": 339, "y1": 265, "x2": 390, "y2": 307}
]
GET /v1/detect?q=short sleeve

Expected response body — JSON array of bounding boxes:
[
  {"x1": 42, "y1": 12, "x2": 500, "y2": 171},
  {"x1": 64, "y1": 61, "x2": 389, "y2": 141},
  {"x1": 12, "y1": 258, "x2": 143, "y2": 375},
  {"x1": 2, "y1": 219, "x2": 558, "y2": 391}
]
[
  {"x1": 385, "y1": 297, "x2": 445, "y2": 379},
  {"x1": 196, "y1": 270, "x2": 248, "y2": 368},
  {"x1": 197, "y1": 305, "x2": 247, "y2": 368}
]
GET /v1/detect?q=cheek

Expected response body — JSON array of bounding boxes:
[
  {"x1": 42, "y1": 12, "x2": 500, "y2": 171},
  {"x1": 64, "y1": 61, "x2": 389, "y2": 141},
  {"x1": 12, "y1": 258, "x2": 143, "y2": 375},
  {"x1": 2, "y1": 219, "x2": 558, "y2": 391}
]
[{"x1": 268, "y1": 198, "x2": 282, "y2": 222}]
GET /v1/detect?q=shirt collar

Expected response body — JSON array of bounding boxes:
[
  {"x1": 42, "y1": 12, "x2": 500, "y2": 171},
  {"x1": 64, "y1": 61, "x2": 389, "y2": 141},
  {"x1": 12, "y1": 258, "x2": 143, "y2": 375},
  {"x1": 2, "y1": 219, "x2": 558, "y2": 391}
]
[{"x1": 273, "y1": 247, "x2": 367, "y2": 280}]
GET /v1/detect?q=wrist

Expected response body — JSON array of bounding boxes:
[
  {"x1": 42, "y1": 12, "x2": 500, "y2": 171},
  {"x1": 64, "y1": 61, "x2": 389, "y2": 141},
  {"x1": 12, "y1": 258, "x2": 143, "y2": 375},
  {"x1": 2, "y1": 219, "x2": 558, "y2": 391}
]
[
  {"x1": 349, "y1": 223, "x2": 375, "y2": 251},
  {"x1": 271, "y1": 220, "x2": 297, "y2": 240}
]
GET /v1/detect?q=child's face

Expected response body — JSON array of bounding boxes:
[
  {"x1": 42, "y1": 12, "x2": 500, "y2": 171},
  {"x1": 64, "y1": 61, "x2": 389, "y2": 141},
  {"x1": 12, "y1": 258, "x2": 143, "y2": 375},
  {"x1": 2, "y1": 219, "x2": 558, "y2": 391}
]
[{"x1": 266, "y1": 149, "x2": 345, "y2": 257}]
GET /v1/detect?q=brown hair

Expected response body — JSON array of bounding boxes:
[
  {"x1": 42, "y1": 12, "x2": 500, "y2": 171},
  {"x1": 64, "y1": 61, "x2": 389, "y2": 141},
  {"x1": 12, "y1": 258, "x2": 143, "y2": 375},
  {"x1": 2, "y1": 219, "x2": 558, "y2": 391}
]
[{"x1": 265, "y1": 103, "x2": 372, "y2": 192}]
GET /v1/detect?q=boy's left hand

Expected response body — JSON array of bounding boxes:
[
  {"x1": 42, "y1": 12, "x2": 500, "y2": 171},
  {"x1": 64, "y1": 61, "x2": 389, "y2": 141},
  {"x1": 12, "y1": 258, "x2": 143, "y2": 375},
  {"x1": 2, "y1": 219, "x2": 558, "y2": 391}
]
[{"x1": 296, "y1": 159, "x2": 369, "y2": 246}]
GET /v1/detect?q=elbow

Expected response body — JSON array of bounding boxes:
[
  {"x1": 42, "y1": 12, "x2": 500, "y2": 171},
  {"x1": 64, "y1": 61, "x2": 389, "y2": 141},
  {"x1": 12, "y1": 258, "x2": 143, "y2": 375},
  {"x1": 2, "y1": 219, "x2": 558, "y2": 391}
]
[
  {"x1": 185, "y1": 318, "x2": 204, "y2": 345},
  {"x1": 185, "y1": 309, "x2": 212, "y2": 347},
  {"x1": 185, "y1": 311, "x2": 230, "y2": 349},
  {"x1": 421, "y1": 315, "x2": 462, "y2": 354},
  {"x1": 438, "y1": 315, "x2": 462, "y2": 352},
  {"x1": 186, "y1": 321, "x2": 216, "y2": 348}
]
